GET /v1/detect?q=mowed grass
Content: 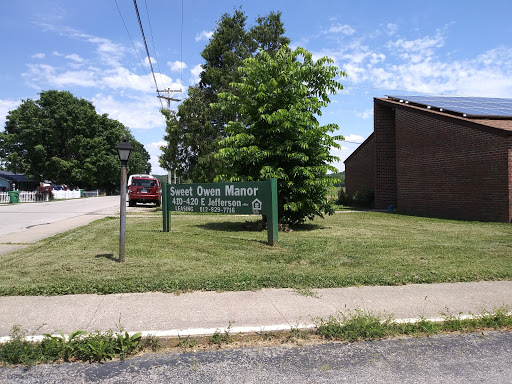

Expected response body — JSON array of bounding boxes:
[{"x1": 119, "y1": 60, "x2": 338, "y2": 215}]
[{"x1": 0, "y1": 212, "x2": 511, "y2": 295}]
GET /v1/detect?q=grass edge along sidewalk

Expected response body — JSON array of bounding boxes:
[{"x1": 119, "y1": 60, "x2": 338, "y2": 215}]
[
  {"x1": 0, "y1": 307, "x2": 511, "y2": 366},
  {"x1": 0, "y1": 211, "x2": 511, "y2": 295}
]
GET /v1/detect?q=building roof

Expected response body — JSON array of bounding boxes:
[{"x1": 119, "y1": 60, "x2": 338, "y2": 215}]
[
  {"x1": 375, "y1": 97, "x2": 512, "y2": 135},
  {"x1": 346, "y1": 96, "x2": 512, "y2": 164},
  {"x1": 386, "y1": 95, "x2": 512, "y2": 118},
  {"x1": 0, "y1": 170, "x2": 36, "y2": 183},
  {"x1": 344, "y1": 133, "x2": 374, "y2": 164}
]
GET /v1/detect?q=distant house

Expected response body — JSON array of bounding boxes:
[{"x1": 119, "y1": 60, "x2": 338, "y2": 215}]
[
  {"x1": 0, "y1": 171, "x2": 38, "y2": 191},
  {"x1": 345, "y1": 96, "x2": 512, "y2": 223}
]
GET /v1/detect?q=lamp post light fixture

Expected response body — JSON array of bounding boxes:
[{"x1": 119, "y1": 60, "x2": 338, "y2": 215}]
[{"x1": 115, "y1": 138, "x2": 133, "y2": 262}]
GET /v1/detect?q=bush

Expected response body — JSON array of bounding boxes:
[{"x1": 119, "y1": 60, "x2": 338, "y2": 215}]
[
  {"x1": 353, "y1": 187, "x2": 375, "y2": 208},
  {"x1": 35, "y1": 186, "x2": 54, "y2": 201},
  {"x1": 337, "y1": 189, "x2": 353, "y2": 206},
  {"x1": 337, "y1": 187, "x2": 374, "y2": 208}
]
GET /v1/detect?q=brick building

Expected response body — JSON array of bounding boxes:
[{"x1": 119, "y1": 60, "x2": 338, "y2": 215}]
[{"x1": 344, "y1": 96, "x2": 512, "y2": 223}]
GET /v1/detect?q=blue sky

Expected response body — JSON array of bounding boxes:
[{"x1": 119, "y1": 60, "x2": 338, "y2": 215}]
[{"x1": 1, "y1": 0, "x2": 512, "y2": 175}]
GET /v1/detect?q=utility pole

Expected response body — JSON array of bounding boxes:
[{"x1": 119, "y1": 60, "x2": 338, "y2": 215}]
[
  {"x1": 159, "y1": 88, "x2": 182, "y2": 185},
  {"x1": 157, "y1": 88, "x2": 182, "y2": 111}
]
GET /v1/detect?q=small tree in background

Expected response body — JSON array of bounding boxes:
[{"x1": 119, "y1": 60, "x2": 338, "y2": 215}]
[{"x1": 215, "y1": 47, "x2": 346, "y2": 224}]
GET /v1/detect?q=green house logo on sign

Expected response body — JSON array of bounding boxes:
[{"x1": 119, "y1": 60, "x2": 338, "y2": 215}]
[{"x1": 162, "y1": 179, "x2": 278, "y2": 246}]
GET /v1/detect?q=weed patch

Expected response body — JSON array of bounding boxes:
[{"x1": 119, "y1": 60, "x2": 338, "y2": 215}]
[
  {"x1": 315, "y1": 307, "x2": 512, "y2": 342},
  {"x1": 209, "y1": 322, "x2": 235, "y2": 346},
  {"x1": 0, "y1": 328, "x2": 157, "y2": 366}
]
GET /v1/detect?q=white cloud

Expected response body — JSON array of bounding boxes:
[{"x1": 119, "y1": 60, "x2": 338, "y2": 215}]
[
  {"x1": 195, "y1": 30, "x2": 213, "y2": 42},
  {"x1": 92, "y1": 94, "x2": 165, "y2": 130},
  {"x1": 53, "y1": 70, "x2": 97, "y2": 87},
  {"x1": 386, "y1": 32, "x2": 444, "y2": 63},
  {"x1": 322, "y1": 25, "x2": 512, "y2": 97},
  {"x1": 355, "y1": 108, "x2": 374, "y2": 120},
  {"x1": 22, "y1": 64, "x2": 97, "y2": 88},
  {"x1": 329, "y1": 145, "x2": 358, "y2": 171},
  {"x1": 168, "y1": 61, "x2": 187, "y2": 72},
  {"x1": 101, "y1": 67, "x2": 155, "y2": 93},
  {"x1": 65, "y1": 53, "x2": 83, "y2": 63},
  {"x1": 144, "y1": 56, "x2": 157, "y2": 67},
  {"x1": 145, "y1": 141, "x2": 168, "y2": 175},
  {"x1": 32, "y1": 53, "x2": 45, "y2": 59},
  {"x1": 343, "y1": 134, "x2": 365, "y2": 143},
  {"x1": 386, "y1": 23, "x2": 398, "y2": 36},
  {"x1": 325, "y1": 24, "x2": 355, "y2": 35},
  {"x1": 0, "y1": 99, "x2": 21, "y2": 130},
  {"x1": 190, "y1": 64, "x2": 203, "y2": 84}
]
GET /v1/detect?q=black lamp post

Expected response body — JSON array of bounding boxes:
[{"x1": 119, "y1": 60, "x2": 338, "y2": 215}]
[{"x1": 115, "y1": 138, "x2": 133, "y2": 262}]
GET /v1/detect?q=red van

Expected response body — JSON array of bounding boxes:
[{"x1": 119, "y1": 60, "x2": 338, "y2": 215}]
[{"x1": 128, "y1": 176, "x2": 161, "y2": 207}]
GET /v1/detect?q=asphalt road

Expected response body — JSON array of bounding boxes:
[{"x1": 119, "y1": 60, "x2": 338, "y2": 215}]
[
  {"x1": 1, "y1": 331, "x2": 511, "y2": 383},
  {"x1": 0, "y1": 196, "x2": 121, "y2": 237}
]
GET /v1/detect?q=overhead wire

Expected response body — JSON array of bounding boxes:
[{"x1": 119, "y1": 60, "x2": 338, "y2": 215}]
[
  {"x1": 180, "y1": 0, "x2": 184, "y2": 86},
  {"x1": 113, "y1": 0, "x2": 154, "y2": 91},
  {"x1": 132, "y1": 0, "x2": 164, "y2": 109},
  {"x1": 144, "y1": 0, "x2": 166, "y2": 90}
]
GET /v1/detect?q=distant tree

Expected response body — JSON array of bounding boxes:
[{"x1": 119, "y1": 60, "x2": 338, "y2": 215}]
[
  {"x1": 248, "y1": 11, "x2": 290, "y2": 57},
  {"x1": 159, "y1": 9, "x2": 290, "y2": 182},
  {"x1": 0, "y1": 90, "x2": 150, "y2": 193},
  {"x1": 215, "y1": 47, "x2": 346, "y2": 224},
  {"x1": 329, "y1": 171, "x2": 345, "y2": 187}
]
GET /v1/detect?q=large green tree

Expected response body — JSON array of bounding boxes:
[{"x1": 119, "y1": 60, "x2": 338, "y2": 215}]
[
  {"x1": 159, "y1": 10, "x2": 289, "y2": 182},
  {"x1": 0, "y1": 90, "x2": 150, "y2": 193},
  {"x1": 215, "y1": 47, "x2": 346, "y2": 224}
]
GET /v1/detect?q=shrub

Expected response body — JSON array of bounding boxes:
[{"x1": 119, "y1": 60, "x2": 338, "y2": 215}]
[
  {"x1": 337, "y1": 187, "x2": 374, "y2": 208},
  {"x1": 337, "y1": 189, "x2": 354, "y2": 206},
  {"x1": 35, "y1": 186, "x2": 54, "y2": 201}
]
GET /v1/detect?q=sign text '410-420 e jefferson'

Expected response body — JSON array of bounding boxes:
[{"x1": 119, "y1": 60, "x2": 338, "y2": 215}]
[{"x1": 162, "y1": 179, "x2": 278, "y2": 246}]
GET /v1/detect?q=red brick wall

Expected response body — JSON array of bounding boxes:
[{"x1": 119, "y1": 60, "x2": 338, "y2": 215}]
[
  {"x1": 508, "y1": 149, "x2": 512, "y2": 223},
  {"x1": 345, "y1": 134, "x2": 375, "y2": 196},
  {"x1": 374, "y1": 103, "x2": 397, "y2": 209},
  {"x1": 394, "y1": 109, "x2": 512, "y2": 222}
]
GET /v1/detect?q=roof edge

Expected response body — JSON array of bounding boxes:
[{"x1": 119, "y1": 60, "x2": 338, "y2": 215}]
[
  {"x1": 374, "y1": 98, "x2": 512, "y2": 137},
  {"x1": 344, "y1": 132, "x2": 374, "y2": 164}
]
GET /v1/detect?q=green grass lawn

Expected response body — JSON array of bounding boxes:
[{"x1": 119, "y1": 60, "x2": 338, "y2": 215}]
[{"x1": 0, "y1": 212, "x2": 511, "y2": 295}]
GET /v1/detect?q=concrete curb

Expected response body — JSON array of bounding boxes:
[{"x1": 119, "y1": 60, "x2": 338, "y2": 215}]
[{"x1": 2, "y1": 312, "x2": 510, "y2": 344}]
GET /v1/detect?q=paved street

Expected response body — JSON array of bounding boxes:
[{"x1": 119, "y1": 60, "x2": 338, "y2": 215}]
[
  {"x1": 0, "y1": 196, "x2": 121, "y2": 237},
  {"x1": 1, "y1": 331, "x2": 511, "y2": 383},
  {"x1": 0, "y1": 196, "x2": 121, "y2": 254}
]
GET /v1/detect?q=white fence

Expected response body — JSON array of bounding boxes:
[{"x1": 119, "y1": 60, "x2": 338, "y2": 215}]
[
  {"x1": 53, "y1": 190, "x2": 82, "y2": 199},
  {"x1": 0, "y1": 193, "x2": 9, "y2": 204},
  {"x1": 0, "y1": 189, "x2": 89, "y2": 203}
]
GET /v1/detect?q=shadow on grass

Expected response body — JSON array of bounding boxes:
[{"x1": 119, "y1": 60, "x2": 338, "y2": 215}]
[
  {"x1": 196, "y1": 221, "x2": 248, "y2": 232},
  {"x1": 290, "y1": 223, "x2": 326, "y2": 232},
  {"x1": 196, "y1": 221, "x2": 326, "y2": 233},
  {"x1": 95, "y1": 253, "x2": 120, "y2": 262}
]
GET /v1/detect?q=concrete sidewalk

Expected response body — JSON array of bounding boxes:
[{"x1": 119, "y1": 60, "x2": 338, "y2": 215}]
[{"x1": 1, "y1": 281, "x2": 510, "y2": 341}]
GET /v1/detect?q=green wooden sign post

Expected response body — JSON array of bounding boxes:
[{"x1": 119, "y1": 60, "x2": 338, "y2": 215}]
[{"x1": 162, "y1": 178, "x2": 278, "y2": 246}]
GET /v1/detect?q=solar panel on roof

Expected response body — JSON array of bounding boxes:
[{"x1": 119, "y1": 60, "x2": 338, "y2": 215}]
[{"x1": 386, "y1": 95, "x2": 512, "y2": 118}]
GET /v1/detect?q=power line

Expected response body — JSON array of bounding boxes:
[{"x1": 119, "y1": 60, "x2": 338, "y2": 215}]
[
  {"x1": 341, "y1": 140, "x2": 363, "y2": 144},
  {"x1": 180, "y1": 0, "x2": 184, "y2": 85},
  {"x1": 144, "y1": 0, "x2": 165, "y2": 90},
  {"x1": 132, "y1": 0, "x2": 160, "y2": 93},
  {"x1": 113, "y1": 0, "x2": 154, "y2": 91}
]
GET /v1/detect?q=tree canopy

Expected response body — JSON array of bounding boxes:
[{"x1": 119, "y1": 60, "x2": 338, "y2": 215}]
[
  {"x1": 215, "y1": 47, "x2": 346, "y2": 224},
  {"x1": 159, "y1": 10, "x2": 290, "y2": 182},
  {"x1": 0, "y1": 90, "x2": 150, "y2": 193}
]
